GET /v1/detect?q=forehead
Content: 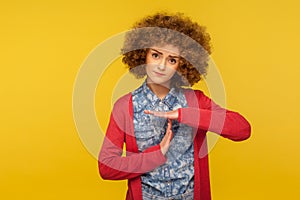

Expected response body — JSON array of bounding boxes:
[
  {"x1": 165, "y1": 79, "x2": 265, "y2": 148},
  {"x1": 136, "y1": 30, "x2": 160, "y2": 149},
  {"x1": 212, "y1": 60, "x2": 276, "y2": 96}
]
[{"x1": 150, "y1": 44, "x2": 180, "y2": 56}]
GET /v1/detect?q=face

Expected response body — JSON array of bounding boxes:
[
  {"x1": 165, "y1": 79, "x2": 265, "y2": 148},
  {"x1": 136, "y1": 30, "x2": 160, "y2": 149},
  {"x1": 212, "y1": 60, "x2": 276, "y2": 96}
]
[{"x1": 145, "y1": 45, "x2": 180, "y2": 87}]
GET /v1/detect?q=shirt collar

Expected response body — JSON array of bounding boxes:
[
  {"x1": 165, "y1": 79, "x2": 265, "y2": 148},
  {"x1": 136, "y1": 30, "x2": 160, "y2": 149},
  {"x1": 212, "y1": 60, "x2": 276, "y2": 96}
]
[{"x1": 142, "y1": 81, "x2": 179, "y2": 108}]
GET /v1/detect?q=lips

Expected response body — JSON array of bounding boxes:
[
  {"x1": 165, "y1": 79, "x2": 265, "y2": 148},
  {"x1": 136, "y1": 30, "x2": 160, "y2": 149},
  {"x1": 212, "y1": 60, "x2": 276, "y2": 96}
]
[{"x1": 153, "y1": 71, "x2": 165, "y2": 76}]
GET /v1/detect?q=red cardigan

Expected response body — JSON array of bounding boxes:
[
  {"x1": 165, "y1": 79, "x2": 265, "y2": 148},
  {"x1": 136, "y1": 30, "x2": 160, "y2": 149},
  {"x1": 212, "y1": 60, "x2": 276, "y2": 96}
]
[{"x1": 98, "y1": 89, "x2": 251, "y2": 200}]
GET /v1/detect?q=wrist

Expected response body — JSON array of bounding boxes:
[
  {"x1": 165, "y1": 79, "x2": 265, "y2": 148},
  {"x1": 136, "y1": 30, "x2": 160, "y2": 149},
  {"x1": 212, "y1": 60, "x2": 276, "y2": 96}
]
[{"x1": 159, "y1": 144, "x2": 166, "y2": 155}]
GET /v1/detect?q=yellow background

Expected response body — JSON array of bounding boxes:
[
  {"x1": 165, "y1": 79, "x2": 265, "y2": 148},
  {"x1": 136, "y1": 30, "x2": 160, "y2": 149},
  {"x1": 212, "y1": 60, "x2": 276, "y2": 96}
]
[{"x1": 1, "y1": 0, "x2": 300, "y2": 199}]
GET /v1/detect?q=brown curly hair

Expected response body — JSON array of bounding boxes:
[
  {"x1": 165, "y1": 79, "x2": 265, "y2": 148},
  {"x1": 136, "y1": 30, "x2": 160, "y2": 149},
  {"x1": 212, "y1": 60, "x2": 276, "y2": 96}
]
[{"x1": 122, "y1": 12, "x2": 212, "y2": 87}]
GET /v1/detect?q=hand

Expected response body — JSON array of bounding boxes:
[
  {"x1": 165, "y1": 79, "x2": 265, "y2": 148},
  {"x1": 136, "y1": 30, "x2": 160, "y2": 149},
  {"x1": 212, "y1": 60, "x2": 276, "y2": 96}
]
[
  {"x1": 159, "y1": 119, "x2": 173, "y2": 155},
  {"x1": 144, "y1": 109, "x2": 178, "y2": 120}
]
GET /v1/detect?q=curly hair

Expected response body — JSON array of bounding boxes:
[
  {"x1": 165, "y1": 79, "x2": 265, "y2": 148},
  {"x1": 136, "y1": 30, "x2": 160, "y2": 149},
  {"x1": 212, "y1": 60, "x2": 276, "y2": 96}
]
[{"x1": 121, "y1": 12, "x2": 212, "y2": 87}]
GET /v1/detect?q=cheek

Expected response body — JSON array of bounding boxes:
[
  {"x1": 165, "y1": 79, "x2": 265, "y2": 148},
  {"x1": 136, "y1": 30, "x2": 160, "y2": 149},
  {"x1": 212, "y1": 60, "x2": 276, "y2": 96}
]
[
  {"x1": 145, "y1": 63, "x2": 154, "y2": 76},
  {"x1": 168, "y1": 64, "x2": 179, "y2": 72},
  {"x1": 170, "y1": 65, "x2": 180, "y2": 78},
  {"x1": 166, "y1": 66, "x2": 178, "y2": 77}
]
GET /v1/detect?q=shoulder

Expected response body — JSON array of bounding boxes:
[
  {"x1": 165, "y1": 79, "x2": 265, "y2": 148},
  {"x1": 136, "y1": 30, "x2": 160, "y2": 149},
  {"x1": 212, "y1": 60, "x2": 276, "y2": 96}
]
[
  {"x1": 113, "y1": 93, "x2": 132, "y2": 109},
  {"x1": 182, "y1": 88, "x2": 212, "y2": 108},
  {"x1": 111, "y1": 93, "x2": 133, "y2": 122},
  {"x1": 112, "y1": 84, "x2": 143, "y2": 113},
  {"x1": 182, "y1": 88, "x2": 206, "y2": 99}
]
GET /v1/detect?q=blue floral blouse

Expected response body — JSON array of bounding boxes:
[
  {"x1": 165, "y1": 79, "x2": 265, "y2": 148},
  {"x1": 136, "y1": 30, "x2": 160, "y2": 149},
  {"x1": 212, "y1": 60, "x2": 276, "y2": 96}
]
[{"x1": 132, "y1": 82, "x2": 194, "y2": 198}]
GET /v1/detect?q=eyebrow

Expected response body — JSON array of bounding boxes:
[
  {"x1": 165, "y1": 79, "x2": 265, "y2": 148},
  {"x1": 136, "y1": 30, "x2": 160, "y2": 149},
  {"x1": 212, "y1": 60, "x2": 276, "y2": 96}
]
[{"x1": 150, "y1": 48, "x2": 180, "y2": 59}]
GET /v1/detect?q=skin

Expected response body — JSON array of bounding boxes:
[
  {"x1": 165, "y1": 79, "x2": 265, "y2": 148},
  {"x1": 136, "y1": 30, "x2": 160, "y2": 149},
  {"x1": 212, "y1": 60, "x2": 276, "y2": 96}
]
[
  {"x1": 160, "y1": 119, "x2": 173, "y2": 155},
  {"x1": 145, "y1": 45, "x2": 180, "y2": 99},
  {"x1": 143, "y1": 45, "x2": 181, "y2": 155}
]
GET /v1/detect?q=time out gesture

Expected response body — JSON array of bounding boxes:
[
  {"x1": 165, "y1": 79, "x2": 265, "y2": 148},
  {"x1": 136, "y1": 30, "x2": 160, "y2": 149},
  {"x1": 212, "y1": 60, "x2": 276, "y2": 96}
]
[
  {"x1": 144, "y1": 109, "x2": 179, "y2": 120},
  {"x1": 144, "y1": 110, "x2": 178, "y2": 155}
]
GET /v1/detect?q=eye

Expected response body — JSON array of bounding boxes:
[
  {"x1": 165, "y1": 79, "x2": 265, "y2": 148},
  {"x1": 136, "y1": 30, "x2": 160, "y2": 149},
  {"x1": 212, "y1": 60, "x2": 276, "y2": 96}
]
[
  {"x1": 151, "y1": 53, "x2": 160, "y2": 59},
  {"x1": 169, "y1": 58, "x2": 177, "y2": 65}
]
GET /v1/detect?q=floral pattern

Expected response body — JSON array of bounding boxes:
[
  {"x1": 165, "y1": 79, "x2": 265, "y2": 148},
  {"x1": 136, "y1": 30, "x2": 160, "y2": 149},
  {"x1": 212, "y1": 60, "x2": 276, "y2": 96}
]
[{"x1": 132, "y1": 82, "x2": 194, "y2": 198}]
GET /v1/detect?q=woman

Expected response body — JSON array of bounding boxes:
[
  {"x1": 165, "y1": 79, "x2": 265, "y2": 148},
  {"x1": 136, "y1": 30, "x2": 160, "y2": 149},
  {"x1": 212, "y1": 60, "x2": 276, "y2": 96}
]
[{"x1": 98, "y1": 12, "x2": 251, "y2": 200}]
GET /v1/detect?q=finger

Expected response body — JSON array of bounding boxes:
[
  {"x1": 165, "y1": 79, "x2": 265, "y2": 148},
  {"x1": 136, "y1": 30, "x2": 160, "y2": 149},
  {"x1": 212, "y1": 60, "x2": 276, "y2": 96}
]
[
  {"x1": 162, "y1": 128, "x2": 172, "y2": 142},
  {"x1": 150, "y1": 111, "x2": 168, "y2": 118},
  {"x1": 144, "y1": 110, "x2": 166, "y2": 117},
  {"x1": 168, "y1": 129, "x2": 173, "y2": 139},
  {"x1": 167, "y1": 118, "x2": 172, "y2": 128},
  {"x1": 165, "y1": 130, "x2": 173, "y2": 146},
  {"x1": 157, "y1": 112, "x2": 168, "y2": 118},
  {"x1": 144, "y1": 110, "x2": 154, "y2": 115}
]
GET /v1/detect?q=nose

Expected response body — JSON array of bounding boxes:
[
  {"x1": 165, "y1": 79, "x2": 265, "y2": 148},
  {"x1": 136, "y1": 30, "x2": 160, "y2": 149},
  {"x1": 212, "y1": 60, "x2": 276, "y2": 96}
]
[{"x1": 157, "y1": 58, "x2": 167, "y2": 71}]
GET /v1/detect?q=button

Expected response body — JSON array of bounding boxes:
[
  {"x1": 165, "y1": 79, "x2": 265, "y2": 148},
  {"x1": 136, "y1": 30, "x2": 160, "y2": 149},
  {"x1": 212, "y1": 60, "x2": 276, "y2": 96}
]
[{"x1": 159, "y1": 101, "x2": 164, "y2": 106}]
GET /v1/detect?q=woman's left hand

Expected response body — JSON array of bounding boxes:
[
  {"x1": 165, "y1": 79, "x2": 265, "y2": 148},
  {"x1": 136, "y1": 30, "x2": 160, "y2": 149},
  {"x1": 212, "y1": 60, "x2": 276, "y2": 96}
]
[{"x1": 144, "y1": 109, "x2": 178, "y2": 120}]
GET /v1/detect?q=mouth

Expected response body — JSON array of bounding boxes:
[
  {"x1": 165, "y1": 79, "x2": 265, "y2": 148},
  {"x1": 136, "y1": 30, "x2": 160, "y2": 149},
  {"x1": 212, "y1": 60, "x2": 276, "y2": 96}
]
[{"x1": 153, "y1": 71, "x2": 165, "y2": 76}]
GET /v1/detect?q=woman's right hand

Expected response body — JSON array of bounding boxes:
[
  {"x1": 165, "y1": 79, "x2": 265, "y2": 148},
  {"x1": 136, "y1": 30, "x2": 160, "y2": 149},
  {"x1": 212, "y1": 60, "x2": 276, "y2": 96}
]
[{"x1": 160, "y1": 119, "x2": 173, "y2": 155}]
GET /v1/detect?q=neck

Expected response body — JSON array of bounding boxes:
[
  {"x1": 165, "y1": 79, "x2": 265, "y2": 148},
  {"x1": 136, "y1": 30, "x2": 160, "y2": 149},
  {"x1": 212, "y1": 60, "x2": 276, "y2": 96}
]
[{"x1": 146, "y1": 81, "x2": 171, "y2": 100}]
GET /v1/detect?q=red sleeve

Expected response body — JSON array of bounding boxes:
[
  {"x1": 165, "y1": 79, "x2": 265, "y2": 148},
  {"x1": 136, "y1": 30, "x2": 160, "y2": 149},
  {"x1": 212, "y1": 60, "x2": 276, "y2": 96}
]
[
  {"x1": 98, "y1": 96, "x2": 167, "y2": 180},
  {"x1": 178, "y1": 90, "x2": 251, "y2": 141}
]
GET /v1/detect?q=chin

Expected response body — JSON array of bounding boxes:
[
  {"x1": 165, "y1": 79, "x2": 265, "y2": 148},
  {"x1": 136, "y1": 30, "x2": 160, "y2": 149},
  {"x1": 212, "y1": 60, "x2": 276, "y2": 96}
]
[
  {"x1": 152, "y1": 81, "x2": 171, "y2": 88},
  {"x1": 147, "y1": 76, "x2": 172, "y2": 87}
]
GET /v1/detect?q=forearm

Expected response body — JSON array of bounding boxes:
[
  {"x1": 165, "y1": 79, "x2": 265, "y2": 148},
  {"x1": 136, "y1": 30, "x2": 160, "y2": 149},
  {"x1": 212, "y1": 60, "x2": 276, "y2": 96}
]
[
  {"x1": 99, "y1": 137, "x2": 166, "y2": 180},
  {"x1": 178, "y1": 107, "x2": 251, "y2": 141}
]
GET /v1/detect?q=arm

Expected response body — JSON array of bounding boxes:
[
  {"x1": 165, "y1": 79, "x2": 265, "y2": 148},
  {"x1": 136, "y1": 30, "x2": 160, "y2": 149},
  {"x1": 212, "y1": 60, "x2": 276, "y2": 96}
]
[
  {"x1": 98, "y1": 98, "x2": 167, "y2": 180},
  {"x1": 179, "y1": 90, "x2": 251, "y2": 141},
  {"x1": 145, "y1": 90, "x2": 251, "y2": 141}
]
